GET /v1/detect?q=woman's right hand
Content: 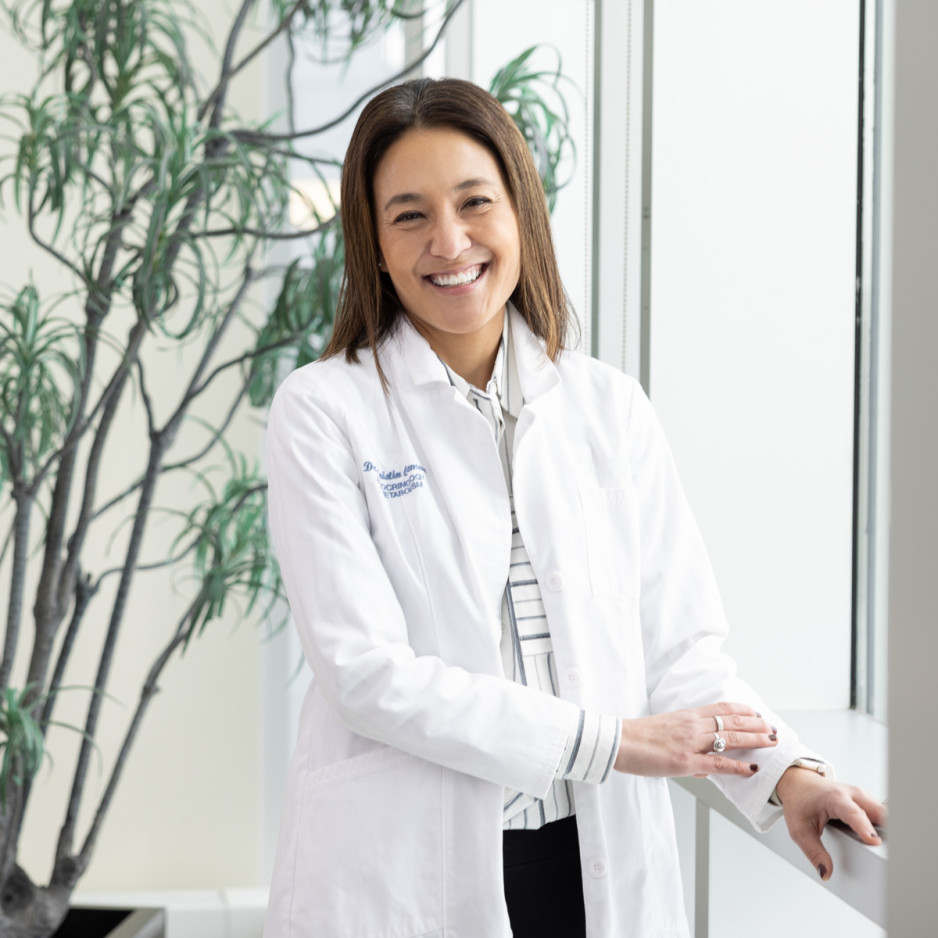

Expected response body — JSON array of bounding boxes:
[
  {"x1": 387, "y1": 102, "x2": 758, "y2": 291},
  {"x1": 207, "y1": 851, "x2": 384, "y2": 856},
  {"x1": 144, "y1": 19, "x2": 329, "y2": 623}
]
[{"x1": 613, "y1": 702, "x2": 777, "y2": 778}]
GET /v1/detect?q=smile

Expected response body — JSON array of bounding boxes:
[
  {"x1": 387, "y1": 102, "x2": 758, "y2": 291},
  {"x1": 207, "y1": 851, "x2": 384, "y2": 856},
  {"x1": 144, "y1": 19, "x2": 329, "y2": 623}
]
[{"x1": 426, "y1": 264, "x2": 486, "y2": 288}]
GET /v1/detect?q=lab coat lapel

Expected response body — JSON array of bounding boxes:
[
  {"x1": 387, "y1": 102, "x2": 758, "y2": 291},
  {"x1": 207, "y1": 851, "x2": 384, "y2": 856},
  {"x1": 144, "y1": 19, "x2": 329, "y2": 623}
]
[
  {"x1": 381, "y1": 320, "x2": 512, "y2": 664},
  {"x1": 508, "y1": 304, "x2": 560, "y2": 404},
  {"x1": 507, "y1": 304, "x2": 561, "y2": 477}
]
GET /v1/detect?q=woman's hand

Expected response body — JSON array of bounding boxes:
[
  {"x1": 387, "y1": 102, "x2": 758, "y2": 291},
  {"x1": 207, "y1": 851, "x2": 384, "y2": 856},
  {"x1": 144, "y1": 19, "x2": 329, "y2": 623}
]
[
  {"x1": 775, "y1": 767, "x2": 886, "y2": 881},
  {"x1": 613, "y1": 702, "x2": 777, "y2": 778}
]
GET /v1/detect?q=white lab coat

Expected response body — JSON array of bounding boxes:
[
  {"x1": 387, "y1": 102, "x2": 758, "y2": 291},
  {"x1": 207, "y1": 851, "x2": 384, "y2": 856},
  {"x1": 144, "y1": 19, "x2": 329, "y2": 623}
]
[{"x1": 263, "y1": 306, "x2": 807, "y2": 938}]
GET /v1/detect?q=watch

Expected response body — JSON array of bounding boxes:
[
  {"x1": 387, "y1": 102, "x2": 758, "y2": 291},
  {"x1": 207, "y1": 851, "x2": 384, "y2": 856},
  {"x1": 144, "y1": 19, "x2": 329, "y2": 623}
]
[
  {"x1": 769, "y1": 757, "x2": 834, "y2": 806},
  {"x1": 789, "y1": 757, "x2": 834, "y2": 777}
]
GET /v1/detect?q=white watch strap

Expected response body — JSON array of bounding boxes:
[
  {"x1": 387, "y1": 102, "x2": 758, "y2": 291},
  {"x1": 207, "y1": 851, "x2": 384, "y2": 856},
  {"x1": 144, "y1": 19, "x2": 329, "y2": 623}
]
[{"x1": 768, "y1": 758, "x2": 834, "y2": 806}]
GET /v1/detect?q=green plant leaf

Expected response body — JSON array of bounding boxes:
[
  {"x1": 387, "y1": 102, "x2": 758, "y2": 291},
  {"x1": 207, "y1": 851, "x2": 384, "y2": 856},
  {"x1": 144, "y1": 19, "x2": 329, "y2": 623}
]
[
  {"x1": 0, "y1": 284, "x2": 85, "y2": 483},
  {"x1": 489, "y1": 44, "x2": 577, "y2": 210}
]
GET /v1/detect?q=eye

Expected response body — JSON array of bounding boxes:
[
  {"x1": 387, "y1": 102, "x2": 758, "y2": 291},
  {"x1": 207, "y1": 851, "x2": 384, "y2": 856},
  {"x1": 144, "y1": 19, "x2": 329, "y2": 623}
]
[
  {"x1": 463, "y1": 196, "x2": 492, "y2": 210},
  {"x1": 392, "y1": 210, "x2": 424, "y2": 224}
]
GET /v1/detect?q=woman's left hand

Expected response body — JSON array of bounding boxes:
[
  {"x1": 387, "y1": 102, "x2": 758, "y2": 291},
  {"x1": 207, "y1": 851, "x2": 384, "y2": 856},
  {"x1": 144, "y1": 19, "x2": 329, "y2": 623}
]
[{"x1": 775, "y1": 767, "x2": 886, "y2": 881}]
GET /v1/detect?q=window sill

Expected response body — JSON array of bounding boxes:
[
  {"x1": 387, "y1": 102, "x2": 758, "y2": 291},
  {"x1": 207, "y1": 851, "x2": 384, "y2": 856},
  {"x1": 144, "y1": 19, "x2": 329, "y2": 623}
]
[{"x1": 674, "y1": 708, "x2": 887, "y2": 928}]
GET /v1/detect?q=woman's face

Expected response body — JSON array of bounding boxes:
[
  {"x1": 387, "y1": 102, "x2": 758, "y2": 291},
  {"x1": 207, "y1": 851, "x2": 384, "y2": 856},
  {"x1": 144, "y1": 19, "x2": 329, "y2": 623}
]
[{"x1": 372, "y1": 127, "x2": 521, "y2": 356}]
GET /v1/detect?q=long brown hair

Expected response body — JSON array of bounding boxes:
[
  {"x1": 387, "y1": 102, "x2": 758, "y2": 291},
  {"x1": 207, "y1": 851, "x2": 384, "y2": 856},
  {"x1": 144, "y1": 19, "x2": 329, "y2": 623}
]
[{"x1": 323, "y1": 77, "x2": 570, "y2": 378}]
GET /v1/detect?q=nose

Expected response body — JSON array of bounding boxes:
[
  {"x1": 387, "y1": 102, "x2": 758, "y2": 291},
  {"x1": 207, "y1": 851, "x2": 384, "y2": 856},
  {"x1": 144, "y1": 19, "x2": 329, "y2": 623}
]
[{"x1": 429, "y1": 210, "x2": 471, "y2": 259}]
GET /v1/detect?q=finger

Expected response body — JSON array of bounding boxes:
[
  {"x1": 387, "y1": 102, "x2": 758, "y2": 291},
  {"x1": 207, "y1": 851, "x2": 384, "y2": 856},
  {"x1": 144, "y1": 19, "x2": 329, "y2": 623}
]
[
  {"x1": 700, "y1": 701, "x2": 763, "y2": 720},
  {"x1": 718, "y1": 711, "x2": 778, "y2": 737},
  {"x1": 701, "y1": 729, "x2": 778, "y2": 756},
  {"x1": 700, "y1": 705, "x2": 776, "y2": 741},
  {"x1": 851, "y1": 788, "x2": 888, "y2": 829},
  {"x1": 708, "y1": 729, "x2": 779, "y2": 751},
  {"x1": 787, "y1": 814, "x2": 833, "y2": 882},
  {"x1": 701, "y1": 755, "x2": 760, "y2": 778},
  {"x1": 831, "y1": 797, "x2": 883, "y2": 844}
]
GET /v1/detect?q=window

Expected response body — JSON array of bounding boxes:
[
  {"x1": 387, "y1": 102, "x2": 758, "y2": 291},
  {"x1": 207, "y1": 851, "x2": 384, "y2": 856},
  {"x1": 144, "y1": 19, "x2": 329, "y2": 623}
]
[{"x1": 645, "y1": 1, "x2": 861, "y2": 708}]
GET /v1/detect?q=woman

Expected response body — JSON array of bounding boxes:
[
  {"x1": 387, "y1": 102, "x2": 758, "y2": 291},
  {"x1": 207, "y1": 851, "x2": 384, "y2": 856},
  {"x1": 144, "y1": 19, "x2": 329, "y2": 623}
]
[{"x1": 264, "y1": 77, "x2": 884, "y2": 938}]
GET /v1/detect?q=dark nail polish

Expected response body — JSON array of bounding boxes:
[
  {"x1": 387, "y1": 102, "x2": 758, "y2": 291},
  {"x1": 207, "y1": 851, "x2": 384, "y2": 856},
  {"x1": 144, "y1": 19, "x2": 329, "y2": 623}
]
[
  {"x1": 769, "y1": 733, "x2": 778, "y2": 741},
  {"x1": 818, "y1": 864, "x2": 827, "y2": 880},
  {"x1": 750, "y1": 763, "x2": 759, "y2": 772},
  {"x1": 771, "y1": 725, "x2": 778, "y2": 734}
]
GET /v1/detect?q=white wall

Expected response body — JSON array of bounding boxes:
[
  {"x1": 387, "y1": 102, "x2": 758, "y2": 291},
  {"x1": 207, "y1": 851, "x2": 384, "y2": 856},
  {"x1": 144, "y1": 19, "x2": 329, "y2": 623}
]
[{"x1": 649, "y1": 0, "x2": 859, "y2": 710}]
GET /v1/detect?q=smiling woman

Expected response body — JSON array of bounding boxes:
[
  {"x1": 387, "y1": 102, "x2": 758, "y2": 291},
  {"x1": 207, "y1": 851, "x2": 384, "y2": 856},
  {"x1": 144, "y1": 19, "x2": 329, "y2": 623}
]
[
  {"x1": 263, "y1": 77, "x2": 884, "y2": 938},
  {"x1": 326, "y1": 77, "x2": 571, "y2": 386},
  {"x1": 373, "y1": 127, "x2": 521, "y2": 386}
]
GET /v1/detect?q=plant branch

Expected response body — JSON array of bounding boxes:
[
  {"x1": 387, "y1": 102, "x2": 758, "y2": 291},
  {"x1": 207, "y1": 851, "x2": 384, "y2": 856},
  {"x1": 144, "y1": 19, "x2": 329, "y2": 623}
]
[
  {"x1": 39, "y1": 574, "x2": 96, "y2": 736},
  {"x1": 31, "y1": 320, "x2": 149, "y2": 699},
  {"x1": 97, "y1": 533, "x2": 200, "y2": 583},
  {"x1": 0, "y1": 514, "x2": 14, "y2": 571},
  {"x1": 188, "y1": 331, "x2": 304, "y2": 402},
  {"x1": 135, "y1": 358, "x2": 157, "y2": 438},
  {"x1": 196, "y1": 223, "x2": 331, "y2": 240},
  {"x1": 54, "y1": 438, "x2": 167, "y2": 868},
  {"x1": 160, "y1": 258, "x2": 257, "y2": 433},
  {"x1": 26, "y1": 193, "x2": 88, "y2": 286},
  {"x1": 0, "y1": 493, "x2": 33, "y2": 690},
  {"x1": 198, "y1": 0, "x2": 307, "y2": 125},
  {"x1": 86, "y1": 381, "x2": 251, "y2": 528},
  {"x1": 76, "y1": 593, "x2": 200, "y2": 869},
  {"x1": 233, "y1": 0, "x2": 466, "y2": 144},
  {"x1": 8, "y1": 573, "x2": 96, "y2": 863},
  {"x1": 56, "y1": 257, "x2": 255, "y2": 865},
  {"x1": 28, "y1": 204, "x2": 141, "y2": 694}
]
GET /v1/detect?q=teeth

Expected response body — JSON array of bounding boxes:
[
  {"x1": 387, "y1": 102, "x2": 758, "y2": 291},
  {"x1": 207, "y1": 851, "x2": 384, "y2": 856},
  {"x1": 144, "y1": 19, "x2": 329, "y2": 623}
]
[{"x1": 429, "y1": 265, "x2": 483, "y2": 287}]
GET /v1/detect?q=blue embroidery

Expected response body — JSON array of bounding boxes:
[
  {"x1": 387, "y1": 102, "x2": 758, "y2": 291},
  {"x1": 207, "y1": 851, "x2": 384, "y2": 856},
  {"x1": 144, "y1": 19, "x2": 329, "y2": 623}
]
[{"x1": 363, "y1": 460, "x2": 427, "y2": 500}]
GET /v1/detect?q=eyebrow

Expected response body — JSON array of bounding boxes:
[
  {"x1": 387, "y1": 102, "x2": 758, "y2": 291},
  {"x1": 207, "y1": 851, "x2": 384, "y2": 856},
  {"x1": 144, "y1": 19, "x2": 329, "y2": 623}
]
[{"x1": 382, "y1": 177, "x2": 498, "y2": 213}]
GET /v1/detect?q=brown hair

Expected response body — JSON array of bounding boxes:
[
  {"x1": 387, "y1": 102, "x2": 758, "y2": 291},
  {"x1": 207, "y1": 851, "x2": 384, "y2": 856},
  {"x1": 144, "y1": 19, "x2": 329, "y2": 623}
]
[{"x1": 322, "y1": 77, "x2": 571, "y2": 377}]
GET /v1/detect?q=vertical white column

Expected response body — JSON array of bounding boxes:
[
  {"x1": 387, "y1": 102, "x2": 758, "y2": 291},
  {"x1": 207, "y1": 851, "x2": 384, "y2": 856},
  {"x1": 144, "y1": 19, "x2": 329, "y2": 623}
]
[
  {"x1": 590, "y1": 0, "x2": 647, "y2": 378},
  {"x1": 885, "y1": 0, "x2": 938, "y2": 932}
]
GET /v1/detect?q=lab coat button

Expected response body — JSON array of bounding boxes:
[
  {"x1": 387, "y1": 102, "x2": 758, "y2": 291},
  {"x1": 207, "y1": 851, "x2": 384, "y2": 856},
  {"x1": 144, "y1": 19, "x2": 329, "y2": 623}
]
[
  {"x1": 587, "y1": 858, "x2": 607, "y2": 878},
  {"x1": 546, "y1": 572, "x2": 565, "y2": 591},
  {"x1": 564, "y1": 668, "x2": 581, "y2": 686}
]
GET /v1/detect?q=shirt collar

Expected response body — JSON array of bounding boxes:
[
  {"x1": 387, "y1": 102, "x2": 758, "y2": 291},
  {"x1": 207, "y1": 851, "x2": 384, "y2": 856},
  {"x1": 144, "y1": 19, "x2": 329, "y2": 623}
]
[
  {"x1": 437, "y1": 311, "x2": 523, "y2": 417},
  {"x1": 383, "y1": 302, "x2": 558, "y2": 404}
]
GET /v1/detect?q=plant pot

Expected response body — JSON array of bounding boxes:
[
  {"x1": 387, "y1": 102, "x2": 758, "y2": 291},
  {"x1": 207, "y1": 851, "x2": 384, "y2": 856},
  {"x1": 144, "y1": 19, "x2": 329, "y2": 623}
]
[{"x1": 52, "y1": 907, "x2": 164, "y2": 938}]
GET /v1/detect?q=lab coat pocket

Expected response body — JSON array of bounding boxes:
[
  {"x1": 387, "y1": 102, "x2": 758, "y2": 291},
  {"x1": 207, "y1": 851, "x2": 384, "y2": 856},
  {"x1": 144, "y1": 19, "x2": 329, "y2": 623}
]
[
  {"x1": 579, "y1": 485, "x2": 640, "y2": 598},
  {"x1": 291, "y1": 745, "x2": 444, "y2": 938}
]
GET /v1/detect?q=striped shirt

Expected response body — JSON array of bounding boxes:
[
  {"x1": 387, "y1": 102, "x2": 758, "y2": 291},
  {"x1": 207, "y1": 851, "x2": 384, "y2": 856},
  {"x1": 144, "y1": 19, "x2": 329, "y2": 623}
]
[{"x1": 439, "y1": 313, "x2": 621, "y2": 829}]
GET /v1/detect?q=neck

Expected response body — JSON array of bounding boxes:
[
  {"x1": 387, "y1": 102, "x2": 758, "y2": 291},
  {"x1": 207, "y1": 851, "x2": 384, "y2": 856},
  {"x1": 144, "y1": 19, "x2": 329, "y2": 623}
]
[{"x1": 411, "y1": 308, "x2": 504, "y2": 388}]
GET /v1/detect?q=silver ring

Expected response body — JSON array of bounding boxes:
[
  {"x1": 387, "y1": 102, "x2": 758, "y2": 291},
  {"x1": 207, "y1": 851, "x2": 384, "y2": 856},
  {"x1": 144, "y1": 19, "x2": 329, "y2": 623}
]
[
  {"x1": 712, "y1": 733, "x2": 726, "y2": 753},
  {"x1": 713, "y1": 715, "x2": 724, "y2": 732}
]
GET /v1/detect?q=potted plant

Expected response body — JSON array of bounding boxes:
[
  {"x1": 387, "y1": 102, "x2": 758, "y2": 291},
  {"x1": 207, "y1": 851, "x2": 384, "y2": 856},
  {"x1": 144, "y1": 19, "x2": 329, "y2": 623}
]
[{"x1": 0, "y1": 0, "x2": 572, "y2": 934}]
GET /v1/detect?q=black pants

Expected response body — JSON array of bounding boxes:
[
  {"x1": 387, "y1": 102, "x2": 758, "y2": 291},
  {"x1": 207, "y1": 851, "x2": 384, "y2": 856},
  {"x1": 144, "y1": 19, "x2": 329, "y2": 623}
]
[{"x1": 502, "y1": 815, "x2": 587, "y2": 938}]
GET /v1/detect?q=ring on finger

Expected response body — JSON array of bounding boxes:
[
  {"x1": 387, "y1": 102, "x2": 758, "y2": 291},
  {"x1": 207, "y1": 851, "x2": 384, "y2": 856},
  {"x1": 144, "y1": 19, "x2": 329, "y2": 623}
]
[
  {"x1": 712, "y1": 733, "x2": 726, "y2": 753},
  {"x1": 713, "y1": 715, "x2": 724, "y2": 732}
]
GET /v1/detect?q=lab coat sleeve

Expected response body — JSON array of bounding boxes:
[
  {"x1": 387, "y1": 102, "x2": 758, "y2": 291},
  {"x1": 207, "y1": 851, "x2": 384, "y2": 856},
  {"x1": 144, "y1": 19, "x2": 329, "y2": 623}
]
[
  {"x1": 626, "y1": 381, "x2": 814, "y2": 828},
  {"x1": 265, "y1": 369, "x2": 580, "y2": 799}
]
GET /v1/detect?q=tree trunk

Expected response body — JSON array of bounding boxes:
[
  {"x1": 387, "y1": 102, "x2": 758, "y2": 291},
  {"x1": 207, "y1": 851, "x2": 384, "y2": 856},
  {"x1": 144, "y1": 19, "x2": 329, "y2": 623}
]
[{"x1": 0, "y1": 868, "x2": 71, "y2": 938}]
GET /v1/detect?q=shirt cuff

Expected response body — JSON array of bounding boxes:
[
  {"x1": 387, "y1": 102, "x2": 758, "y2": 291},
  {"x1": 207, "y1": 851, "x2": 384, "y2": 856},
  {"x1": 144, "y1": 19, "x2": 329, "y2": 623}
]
[{"x1": 557, "y1": 711, "x2": 621, "y2": 784}]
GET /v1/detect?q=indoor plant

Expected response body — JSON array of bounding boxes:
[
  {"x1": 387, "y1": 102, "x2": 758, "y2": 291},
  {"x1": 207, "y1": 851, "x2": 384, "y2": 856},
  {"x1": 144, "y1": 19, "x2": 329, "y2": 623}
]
[{"x1": 0, "y1": 0, "x2": 572, "y2": 934}]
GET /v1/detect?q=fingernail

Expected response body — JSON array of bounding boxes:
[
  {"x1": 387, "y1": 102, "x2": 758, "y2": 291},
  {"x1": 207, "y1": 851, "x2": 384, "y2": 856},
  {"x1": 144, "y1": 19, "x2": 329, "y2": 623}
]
[
  {"x1": 818, "y1": 864, "x2": 827, "y2": 880},
  {"x1": 769, "y1": 733, "x2": 778, "y2": 741},
  {"x1": 750, "y1": 763, "x2": 759, "y2": 773},
  {"x1": 771, "y1": 725, "x2": 778, "y2": 734},
  {"x1": 870, "y1": 830, "x2": 880, "y2": 839}
]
